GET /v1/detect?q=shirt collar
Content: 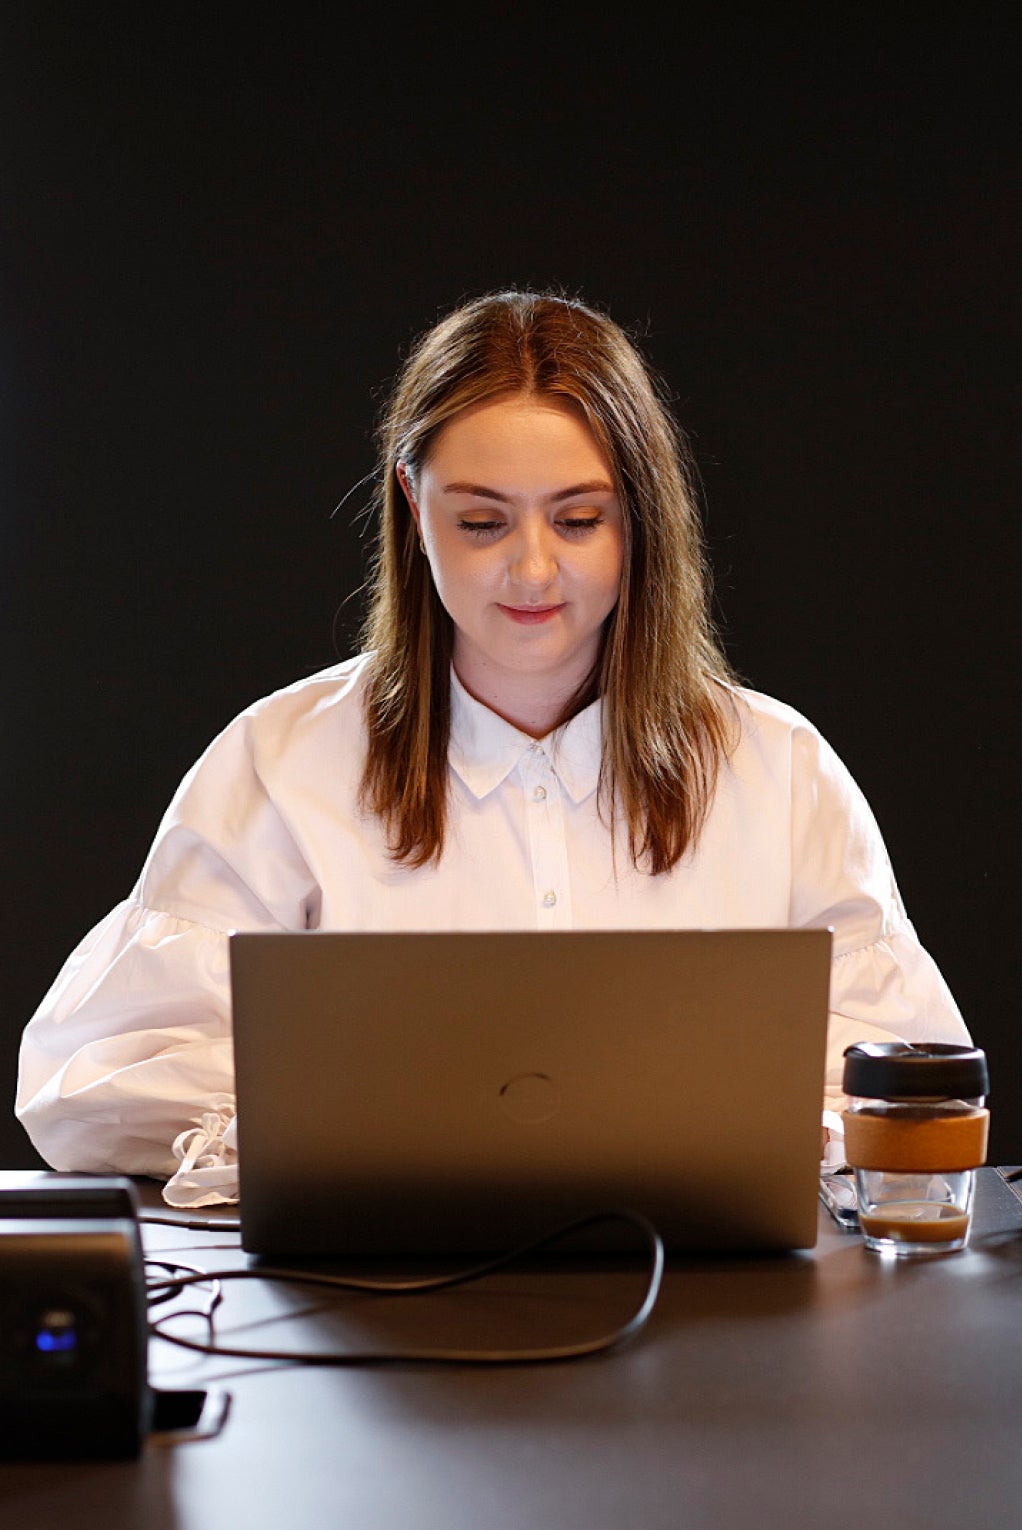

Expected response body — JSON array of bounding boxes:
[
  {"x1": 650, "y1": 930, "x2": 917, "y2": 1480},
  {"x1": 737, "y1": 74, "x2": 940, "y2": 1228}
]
[{"x1": 448, "y1": 670, "x2": 603, "y2": 805}]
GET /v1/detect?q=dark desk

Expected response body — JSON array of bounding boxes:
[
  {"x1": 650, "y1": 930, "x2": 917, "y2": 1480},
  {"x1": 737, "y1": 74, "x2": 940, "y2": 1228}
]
[{"x1": 2, "y1": 1170, "x2": 1021, "y2": 1530}]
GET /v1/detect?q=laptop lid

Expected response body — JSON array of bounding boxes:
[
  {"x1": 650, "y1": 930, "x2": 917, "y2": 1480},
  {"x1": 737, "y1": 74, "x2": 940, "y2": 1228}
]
[{"x1": 229, "y1": 928, "x2": 832, "y2": 1257}]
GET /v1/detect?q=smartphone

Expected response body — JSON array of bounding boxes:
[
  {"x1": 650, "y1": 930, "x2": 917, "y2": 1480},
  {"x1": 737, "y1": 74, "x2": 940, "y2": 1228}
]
[{"x1": 819, "y1": 1170, "x2": 860, "y2": 1231}]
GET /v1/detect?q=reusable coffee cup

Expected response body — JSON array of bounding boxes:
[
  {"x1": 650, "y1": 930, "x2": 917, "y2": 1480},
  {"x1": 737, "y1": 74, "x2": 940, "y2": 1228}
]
[{"x1": 841, "y1": 1042, "x2": 989, "y2": 1257}]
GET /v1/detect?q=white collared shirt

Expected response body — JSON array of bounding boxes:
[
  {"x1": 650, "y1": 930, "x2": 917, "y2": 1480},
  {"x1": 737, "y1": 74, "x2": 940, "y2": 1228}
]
[{"x1": 16, "y1": 653, "x2": 969, "y2": 1203}]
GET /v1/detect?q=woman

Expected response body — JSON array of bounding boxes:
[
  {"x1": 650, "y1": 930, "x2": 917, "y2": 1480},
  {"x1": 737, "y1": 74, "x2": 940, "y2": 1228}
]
[{"x1": 16, "y1": 289, "x2": 969, "y2": 1205}]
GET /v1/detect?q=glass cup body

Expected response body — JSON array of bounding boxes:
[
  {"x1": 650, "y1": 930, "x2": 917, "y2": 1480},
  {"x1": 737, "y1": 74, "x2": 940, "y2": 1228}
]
[
  {"x1": 842, "y1": 1097, "x2": 988, "y2": 1258},
  {"x1": 854, "y1": 1165, "x2": 976, "y2": 1256}
]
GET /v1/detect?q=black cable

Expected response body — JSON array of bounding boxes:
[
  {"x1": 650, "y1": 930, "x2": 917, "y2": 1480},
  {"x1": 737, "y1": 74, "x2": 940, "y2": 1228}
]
[
  {"x1": 145, "y1": 1258, "x2": 223, "y2": 1316},
  {"x1": 146, "y1": 1209, "x2": 665, "y2": 1366}
]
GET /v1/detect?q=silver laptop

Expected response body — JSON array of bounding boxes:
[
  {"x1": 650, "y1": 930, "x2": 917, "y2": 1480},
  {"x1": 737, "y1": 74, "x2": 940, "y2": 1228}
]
[{"x1": 229, "y1": 928, "x2": 832, "y2": 1257}]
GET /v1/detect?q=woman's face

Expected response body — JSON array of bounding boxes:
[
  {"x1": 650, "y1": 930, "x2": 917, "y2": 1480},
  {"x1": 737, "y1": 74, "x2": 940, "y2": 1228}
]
[{"x1": 398, "y1": 392, "x2": 625, "y2": 735}]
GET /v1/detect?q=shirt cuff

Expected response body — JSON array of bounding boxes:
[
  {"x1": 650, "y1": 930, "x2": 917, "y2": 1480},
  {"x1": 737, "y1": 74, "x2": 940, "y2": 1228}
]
[
  {"x1": 163, "y1": 1108, "x2": 240, "y2": 1207},
  {"x1": 820, "y1": 1107, "x2": 847, "y2": 1169}
]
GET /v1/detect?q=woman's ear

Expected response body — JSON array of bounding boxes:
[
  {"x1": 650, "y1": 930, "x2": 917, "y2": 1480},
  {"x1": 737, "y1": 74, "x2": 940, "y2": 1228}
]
[{"x1": 395, "y1": 461, "x2": 421, "y2": 534}]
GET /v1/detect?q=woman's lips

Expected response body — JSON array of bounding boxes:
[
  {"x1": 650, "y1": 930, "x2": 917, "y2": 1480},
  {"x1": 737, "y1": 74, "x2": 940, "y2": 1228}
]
[{"x1": 498, "y1": 604, "x2": 565, "y2": 625}]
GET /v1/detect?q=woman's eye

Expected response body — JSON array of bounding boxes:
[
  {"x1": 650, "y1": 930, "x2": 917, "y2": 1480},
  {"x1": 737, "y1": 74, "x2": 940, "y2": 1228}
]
[
  {"x1": 455, "y1": 514, "x2": 603, "y2": 538},
  {"x1": 457, "y1": 519, "x2": 504, "y2": 536}
]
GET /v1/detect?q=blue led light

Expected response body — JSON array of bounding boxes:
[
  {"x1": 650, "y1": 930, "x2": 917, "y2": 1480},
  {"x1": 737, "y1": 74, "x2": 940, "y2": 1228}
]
[
  {"x1": 36, "y1": 1329, "x2": 77, "y2": 1353},
  {"x1": 35, "y1": 1315, "x2": 78, "y2": 1353}
]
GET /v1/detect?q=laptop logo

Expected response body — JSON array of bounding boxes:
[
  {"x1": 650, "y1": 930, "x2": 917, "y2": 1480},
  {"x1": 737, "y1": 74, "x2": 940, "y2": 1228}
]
[{"x1": 499, "y1": 1072, "x2": 560, "y2": 1125}]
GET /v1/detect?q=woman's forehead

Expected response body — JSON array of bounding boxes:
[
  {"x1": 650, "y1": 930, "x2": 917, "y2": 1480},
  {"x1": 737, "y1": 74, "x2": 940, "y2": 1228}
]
[{"x1": 422, "y1": 392, "x2": 613, "y2": 490}]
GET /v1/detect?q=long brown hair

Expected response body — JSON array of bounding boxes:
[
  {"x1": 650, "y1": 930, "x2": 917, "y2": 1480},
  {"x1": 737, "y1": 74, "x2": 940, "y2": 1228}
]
[{"x1": 359, "y1": 289, "x2": 737, "y2": 873}]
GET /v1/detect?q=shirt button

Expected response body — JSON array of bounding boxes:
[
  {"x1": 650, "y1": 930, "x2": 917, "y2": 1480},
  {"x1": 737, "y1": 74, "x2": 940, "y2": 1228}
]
[
  {"x1": 542, "y1": 890, "x2": 557, "y2": 908},
  {"x1": 533, "y1": 785, "x2": 547, "y2": 802}
]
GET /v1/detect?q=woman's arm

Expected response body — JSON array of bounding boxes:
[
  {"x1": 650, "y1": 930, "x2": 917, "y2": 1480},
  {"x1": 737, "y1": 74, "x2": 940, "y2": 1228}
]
[
  {"x1": 785, "y1": 718, "x2": 970, "y2": 1160},
  {"x1": 16, "y1": 900, "x2": 238, "y2": 1195},
  {"x1": 16, "y1": 703, "x2": 319, "y2": 1203}
]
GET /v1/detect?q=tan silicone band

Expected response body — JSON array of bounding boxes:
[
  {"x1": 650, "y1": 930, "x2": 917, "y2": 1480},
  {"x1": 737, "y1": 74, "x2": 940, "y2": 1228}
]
[{"x1": 841, "y1": 1106, "x2": 989, "y2": 1172}]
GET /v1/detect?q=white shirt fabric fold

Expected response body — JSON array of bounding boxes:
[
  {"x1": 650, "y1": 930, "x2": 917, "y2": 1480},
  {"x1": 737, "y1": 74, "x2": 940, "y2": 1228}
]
[{"x1": 16, "y1": 653, "x2": 969, "y2": 1203}]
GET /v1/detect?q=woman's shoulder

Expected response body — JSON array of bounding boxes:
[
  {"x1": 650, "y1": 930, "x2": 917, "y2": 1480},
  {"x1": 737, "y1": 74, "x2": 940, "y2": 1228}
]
[
  {"x1": 723, "y1": 681, "x2": 858, "y2": 780},
  {"x1": 725, "y1": 682, "x2": 822, "y2": 744},
  {"x1": 242, "y1": 651, "x2": 375, "y2": 730},
  {"x1": 723, "y1": 683, "x2": 861, "y2": 797},
  {"x1": 176, "y1": 653, "x2": 376, "y2": 793}
]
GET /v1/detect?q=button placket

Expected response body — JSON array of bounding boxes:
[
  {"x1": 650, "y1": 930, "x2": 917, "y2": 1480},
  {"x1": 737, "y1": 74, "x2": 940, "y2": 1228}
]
[{"x1": 521, "y1": 747, "x2": 572, "y2": 929}]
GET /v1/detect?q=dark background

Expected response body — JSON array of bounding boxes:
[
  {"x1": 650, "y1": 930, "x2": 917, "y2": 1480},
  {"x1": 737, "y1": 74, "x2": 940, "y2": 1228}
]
[{"x1": 2, "y1": 8, "x2": 1017, "y2": 1161}]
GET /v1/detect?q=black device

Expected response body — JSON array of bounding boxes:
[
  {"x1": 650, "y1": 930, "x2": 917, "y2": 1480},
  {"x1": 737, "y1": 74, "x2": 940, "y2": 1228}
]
[
  {"x1": 818, "y1": 1168, "x2": 860, "y2": 1230},
  {"x1": 0, "y1": 1173, "x2": 152, "y2": 1459}
]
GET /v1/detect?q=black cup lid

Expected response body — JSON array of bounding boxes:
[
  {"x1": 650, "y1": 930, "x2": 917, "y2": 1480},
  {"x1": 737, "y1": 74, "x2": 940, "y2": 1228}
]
[{"x1": 842, "y1": 1041, "x2": 989, "y2": 1099}]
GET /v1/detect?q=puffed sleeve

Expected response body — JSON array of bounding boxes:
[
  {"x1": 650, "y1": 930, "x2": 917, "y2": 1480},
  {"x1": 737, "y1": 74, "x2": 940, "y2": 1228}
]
[
  {"x1": 15, "y1": 704, "x2": 319, "y2": 1204},
  {"x1": 785, "y1": 719, "x2": 970, "y2": 1158}
]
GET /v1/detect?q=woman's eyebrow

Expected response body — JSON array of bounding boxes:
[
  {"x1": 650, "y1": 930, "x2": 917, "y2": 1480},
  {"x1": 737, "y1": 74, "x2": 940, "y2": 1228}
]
[{"x1": 441, "y1": 480, "x2": 615, "y2": 502}]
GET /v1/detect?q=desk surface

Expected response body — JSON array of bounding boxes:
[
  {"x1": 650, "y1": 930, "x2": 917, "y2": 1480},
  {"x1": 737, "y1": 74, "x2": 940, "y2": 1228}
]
[{"x1": 2, "y1": 1170, "x2": 1021, "y2": 1530}]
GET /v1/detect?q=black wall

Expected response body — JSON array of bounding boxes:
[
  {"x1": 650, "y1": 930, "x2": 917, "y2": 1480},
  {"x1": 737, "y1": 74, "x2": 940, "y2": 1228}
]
[{"x1": 2, "y1": 10, "x2": 1017, "y2": 1160}]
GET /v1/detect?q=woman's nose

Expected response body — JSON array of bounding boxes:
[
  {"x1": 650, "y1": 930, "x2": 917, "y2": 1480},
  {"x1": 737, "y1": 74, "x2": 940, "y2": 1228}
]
[{"x1": 509, "y1": 523, "x2": 557, "y2": 588}]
